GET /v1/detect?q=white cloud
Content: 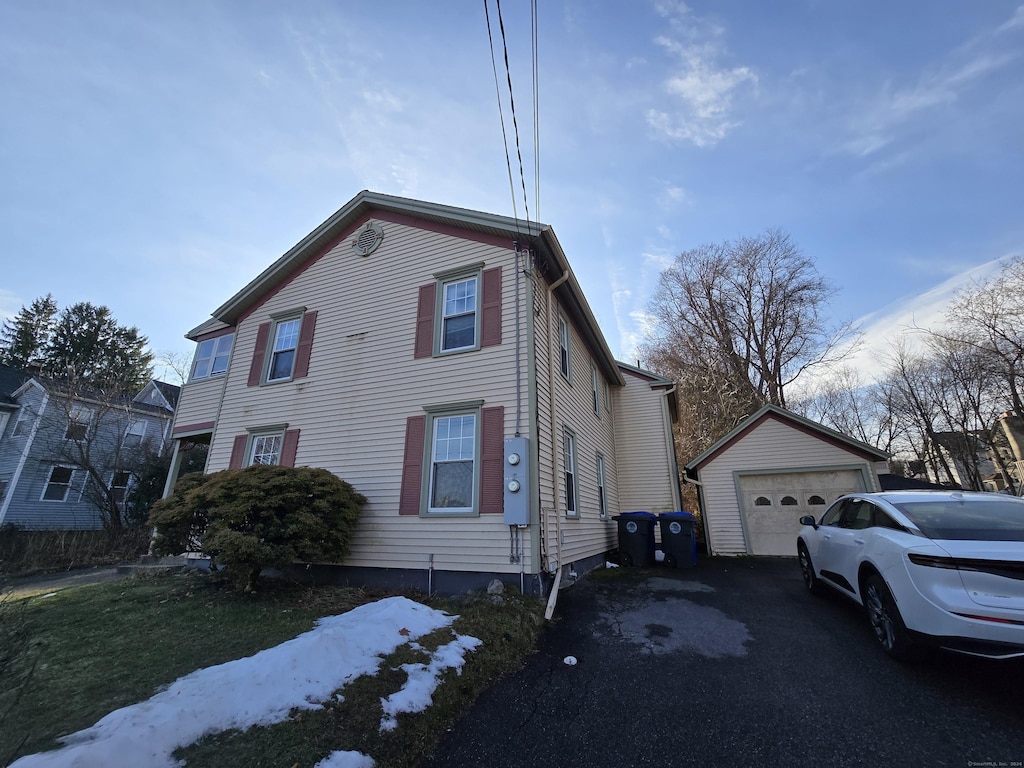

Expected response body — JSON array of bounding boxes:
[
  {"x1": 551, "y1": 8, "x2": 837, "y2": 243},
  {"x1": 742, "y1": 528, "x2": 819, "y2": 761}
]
[
  {"x1": 645, "y1": 4, "x2": 756, "y2": 147},
  {"x1": 840, "y1": 254, "x2": 1017, "y2": 382},
  {"x1": 0, "y1": 289, "x2": 22, "y2": 321},
  {"x1": 997, "y1": 5, "x2": 1024, "y2": 33}
]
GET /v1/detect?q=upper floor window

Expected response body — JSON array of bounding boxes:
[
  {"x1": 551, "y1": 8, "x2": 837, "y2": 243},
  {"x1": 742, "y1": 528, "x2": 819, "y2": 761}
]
[
  {"x1": 13, "y1": 410, "x2": 33, "y2": 437},
  {"x1": 65, "y1": 405, "x2": 91, "y2": 441},
  {"x1": 414, "y1": 266, "x2": 502, "y2": 359},
  {"x1": 268, "y1": 319, "x2": 302, "y2": 382},
  {"x1": 247, "y1": 311, "x2": 318, "y2": 387},
  {"x1": 124, "y1": 419, "x2": 147, "y2": 447},
  {"x1": 190, "y1": 333, "x2": 234, "y2": 381},
  {"x1": 441, "y1": 277, "x2": 478, "y2": 352},
  {"x1": 597, "y1": 454, "x2": 608, "y2": 519},
  {"x1": 591, "y1": 364, "x2": 600, "y2": 416},
  {"x1": 558, "y1": 316, "x2": 571, "y2": 380}
]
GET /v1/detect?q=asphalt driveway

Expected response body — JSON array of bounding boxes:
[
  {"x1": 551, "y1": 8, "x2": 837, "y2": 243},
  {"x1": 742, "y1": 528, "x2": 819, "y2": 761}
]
[{"x1": 420, "y1": 557, "x2": 1024, "y2": 768}]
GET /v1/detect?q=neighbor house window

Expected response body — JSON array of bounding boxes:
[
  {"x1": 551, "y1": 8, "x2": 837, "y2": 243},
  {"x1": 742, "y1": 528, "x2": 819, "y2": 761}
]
[
  {"x1": 249, "y1": 433, "x2": 283, "y2": 466},
  {"x1": 65, "y1": 405, "x2": 91, "y2": 441},
  {"x1": 110, "y1": 471, "x2": 132, "y2": 504},
  {"x1": 603, "y1": 377, "x2": 611, "y2": 411},
  {"x1": 124, "y1": 419, "x2": 147, "y2": 447},
  {"x1": 558, "y1": 316, "x2": 571, "y2": 380},
  {"x1": 563, "y1": 428, "x2": 578, "y2": 517},
  {"x1": 13, "y1": 410, "x2": 33, "y2": 437},
  {"x1": 190, "y1": 333, "x2": 234, "y2": 381},
  {"x1": 591, "y1": 365, "x2": 600, "y2": 416},
  {"x1": 429, "y1": 413, "x2": 476, "y2": 513},
  {"x1": 42, "y1": 466, "x2": 75, "y2": 502},
  {"x1": 441, "y1": 276, "x2": 478, "y2": 352},
  {"x1": 596, "y1": 454, "x2": 607, "y2": 518},
  {"x1": 267, "y1": 318, "x2": 302, "y2": 382}
]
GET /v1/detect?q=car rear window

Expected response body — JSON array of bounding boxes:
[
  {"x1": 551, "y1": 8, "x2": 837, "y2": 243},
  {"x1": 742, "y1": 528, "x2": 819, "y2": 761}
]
[{"x1": 892, "y1": 498, "x2": 1024, "y2": 541}]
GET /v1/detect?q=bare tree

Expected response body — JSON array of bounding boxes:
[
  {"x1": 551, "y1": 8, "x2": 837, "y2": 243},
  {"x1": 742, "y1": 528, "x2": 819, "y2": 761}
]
[{"x1": 37, "y1": 378, "x2": 167, "y2": 528}]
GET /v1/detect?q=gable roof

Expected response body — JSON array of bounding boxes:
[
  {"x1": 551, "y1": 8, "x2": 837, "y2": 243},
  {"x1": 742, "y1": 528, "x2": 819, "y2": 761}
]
[
  {"x1": 616, "y1": 361, "x2": 678, "y2": 421},
  {"x1": 0, "y1": 364, "x2": 32, "y2": 407},
  {"x1": 685, "y1": 403, "x2": 890, "y2": 475},
  {"x1": 185, "y1": 190, "x2": 624, "y2": 385}
]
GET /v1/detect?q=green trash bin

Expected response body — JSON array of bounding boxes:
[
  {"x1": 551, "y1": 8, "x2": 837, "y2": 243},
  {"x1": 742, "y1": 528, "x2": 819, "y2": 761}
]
[
  {"x1": 614, "y1": 511, "x2": 656, "y2": 567},
  {"x1": 658, "y1": 511, "x2": 697, "y2": 568}
]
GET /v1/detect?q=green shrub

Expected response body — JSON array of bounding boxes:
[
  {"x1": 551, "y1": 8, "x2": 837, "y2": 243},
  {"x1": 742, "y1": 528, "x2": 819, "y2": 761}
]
[{"x1": 148, "y1": 465, "x2": 367, "y2": 591}]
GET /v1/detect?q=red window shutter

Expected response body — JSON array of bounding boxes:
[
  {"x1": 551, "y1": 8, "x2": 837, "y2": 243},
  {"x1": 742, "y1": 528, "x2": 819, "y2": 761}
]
[
  {"x1": 247, "y1": 322, "x2": 271, "y2": 387},
  {"x1": 399, "y1": 415, "x2": 426, "y2": 515},
  {"x1": 480, "y1": 266, "x2": 502, "y2": 348},
  {"x1": 292, "y1": 311, "x2": 318, "y2": 379},
  {"x1": 414, "y1": 283, "x2": 435, "y2": 359},
  {"x1": 280, "y1": 429, "x2": 300, "y2": 467},
  {"x1": 228, "y1": 434, "x2": 248, "y2": 469},
  {"x1": 480, "y1": 406, "x2": 504, "y2": 514}
]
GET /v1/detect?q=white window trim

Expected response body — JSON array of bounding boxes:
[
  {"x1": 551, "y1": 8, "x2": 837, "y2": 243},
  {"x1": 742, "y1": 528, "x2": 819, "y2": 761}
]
[
  {"x1": 591, "y1": 364, "x2": 600, "y2": 417},
  {"x1": 248, "y1": 432, "x2": 285, "y2": 466},
  {"x1": 13, "y1": 409, "x2": 33, "y2": 437},
  {"x1": 41, "y1": 466, "x2": 76, "y2": 503},
  {"x1": 597, "y1": 454, "x2": 608, "y2": 519},
  {"x1": 266, "y1": 318, "x2": 302, "y2": 383},
  {"x1": 190, "y1": 333, "x2": 234, "y2": 382},
  {"x1": 109, "y1": 470, "x2": 134, "y2": 505},
  {"x1": 424, "y1": 405, "x2": 481, "y2": 517},
  {"x1": 65, "y1": 405, "x2": 92, "y2": 442},
  {"x1": 437, "y1": 272, "x2": 481, "y2": 355},
  {"x1": 558, "y1": 315, "x2": 572, "y2": 381},
  {"x1": 124, "y1": 418, "x2": 147, "y2": 446},
  {"x1": 563, "y1": 428, "x2": 579, "y2": 518}
]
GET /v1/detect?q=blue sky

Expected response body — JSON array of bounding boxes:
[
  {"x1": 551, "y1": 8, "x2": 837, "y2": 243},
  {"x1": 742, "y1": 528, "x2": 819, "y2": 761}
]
[{"x1": 2, "y1": 1, "x2": 1022, "y2": 383}]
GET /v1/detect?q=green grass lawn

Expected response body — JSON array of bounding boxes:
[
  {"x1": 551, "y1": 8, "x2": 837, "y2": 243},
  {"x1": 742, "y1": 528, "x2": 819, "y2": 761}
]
[{"x1": 1, "y1": 572, "x2": 544, "y2": 768}]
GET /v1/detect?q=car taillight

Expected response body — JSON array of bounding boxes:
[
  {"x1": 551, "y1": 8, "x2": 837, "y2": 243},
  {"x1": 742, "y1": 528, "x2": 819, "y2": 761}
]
[{"x1": 907, "y1": 553, "x2": 959, "y2": 570}]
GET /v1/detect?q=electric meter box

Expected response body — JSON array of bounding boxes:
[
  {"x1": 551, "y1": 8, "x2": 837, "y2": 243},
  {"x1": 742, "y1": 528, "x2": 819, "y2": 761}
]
[{"x1": 503, "y1": 437, "x2": 530, "y2": 525}]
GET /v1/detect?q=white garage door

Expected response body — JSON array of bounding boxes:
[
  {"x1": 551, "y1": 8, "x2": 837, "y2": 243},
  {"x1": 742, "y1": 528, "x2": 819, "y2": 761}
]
[{"x1": 739, "y1": 470, "x2": 867, "y2": 556}]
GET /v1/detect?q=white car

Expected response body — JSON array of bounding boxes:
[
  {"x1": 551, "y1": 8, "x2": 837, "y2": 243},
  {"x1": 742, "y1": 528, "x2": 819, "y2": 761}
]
[{"x1": 797, "y1": 490, "x2": 1024, "y2": 661}]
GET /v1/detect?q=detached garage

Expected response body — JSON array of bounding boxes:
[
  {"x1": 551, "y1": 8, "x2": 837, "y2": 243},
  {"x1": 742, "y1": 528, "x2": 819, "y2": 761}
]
[{"x1": 684, "y1": 404, "x2": 890, "y2": 557}]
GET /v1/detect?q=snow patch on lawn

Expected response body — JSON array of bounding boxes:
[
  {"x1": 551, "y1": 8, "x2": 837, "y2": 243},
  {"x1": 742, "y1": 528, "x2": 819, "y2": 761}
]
[{"x1": 12, "y1": 596, "x2": 480, "y2": 768}]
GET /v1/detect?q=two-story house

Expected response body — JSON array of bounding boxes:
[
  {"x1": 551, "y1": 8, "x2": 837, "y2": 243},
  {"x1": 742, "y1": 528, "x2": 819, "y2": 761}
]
[
  {"x1": 0, "y1": 365, "x2": 179, "y2": 529},
  {"x1": 164, "y1": 191, "x2": 681, "y2": 595}
]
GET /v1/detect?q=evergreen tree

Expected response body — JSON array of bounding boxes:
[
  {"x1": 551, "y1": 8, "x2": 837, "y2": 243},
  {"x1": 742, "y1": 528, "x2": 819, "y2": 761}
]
[
  {"x1": 0, "y1": 293, "x2": 57, "y2": 369},
  {"x1": 45, "y1": 302, "x2": 153, "y2": 392}
]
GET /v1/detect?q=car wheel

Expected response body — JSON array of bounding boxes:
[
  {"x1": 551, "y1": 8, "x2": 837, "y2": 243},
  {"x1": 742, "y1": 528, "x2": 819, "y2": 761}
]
[
  {"x1": 864, "y1": 573, "x2": 915, "y2": 661},
  {"x1": 798, "y1": 542, "x2": 825, "y2": 595}
]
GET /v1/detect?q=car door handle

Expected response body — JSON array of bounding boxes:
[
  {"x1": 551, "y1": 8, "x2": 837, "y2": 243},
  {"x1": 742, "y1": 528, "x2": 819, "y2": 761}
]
[
  {"x1": 853, "y1": 538, "x2": 865, "y2": 545},
  {"x1": 823, "y1": 534, "x2": 831, "y2": 540}
]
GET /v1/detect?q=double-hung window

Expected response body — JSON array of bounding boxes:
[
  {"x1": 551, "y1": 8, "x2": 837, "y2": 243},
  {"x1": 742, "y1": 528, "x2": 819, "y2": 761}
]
[
  {"x1": 558, "y1": 316, "x2": 571, "y2": 380},
  {"x1": 42, "y1": 466, "x2": 75, "y2": 502},
  {"x1": 65, "y1": 405, "x2": 91, "y2": 441},
  {"x1": 124, "y1": 419, "x2": 147, "y2": 447},
  {"x1": 110, "y1": 471, "x2": 132, "y2": 504},
  {"x1": 563, "y1": 428, "x2": 578, "y2": 517},
  {"x1": 190, "y1": 333, "x2": 234, "y2": 381},
  {"x1": 441, "y1": 277, "x2": 478, "y2": 352},
  {"x1": 597, "y1": 454, "x2": 608, "y2": 518},
  {"x1": 591, "y1": 365, "x2": 600, "y2": 416},
  {"x1": 429, "y1": 412, "x2": 476, "y2": 513},
  {"x1": 268, "y1": 318, "x2": 302, "y2": 382},
  {"x1": 13, "y1": 410, "x2": 33, "y2": 437},
  {"x1": 249, "y1": 433, "x2": 283, "y2": 465}
]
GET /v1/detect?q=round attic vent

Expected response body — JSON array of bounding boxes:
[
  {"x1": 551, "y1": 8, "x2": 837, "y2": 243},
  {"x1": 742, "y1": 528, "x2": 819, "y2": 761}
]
[{"x1": 352, "y1": 222, "x2": 384, "y2": 256}]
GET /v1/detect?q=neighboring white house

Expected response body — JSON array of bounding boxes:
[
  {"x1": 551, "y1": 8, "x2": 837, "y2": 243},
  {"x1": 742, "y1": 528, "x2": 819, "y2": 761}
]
[
  {"x1": 684, "y1": 404, "x2": 889, "y2": 557},
  {"x1": 165, "y1": 190, "x2": 681, "y2": 594}
]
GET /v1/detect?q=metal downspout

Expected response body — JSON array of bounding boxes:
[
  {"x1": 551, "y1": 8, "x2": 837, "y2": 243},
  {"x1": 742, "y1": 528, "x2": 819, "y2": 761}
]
[{"x1": 544, "y1": 268, "x2": 570, "y2": 613}]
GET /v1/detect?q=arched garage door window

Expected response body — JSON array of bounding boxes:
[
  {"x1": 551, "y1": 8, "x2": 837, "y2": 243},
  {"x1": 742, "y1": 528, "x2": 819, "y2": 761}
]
[
  {"x1": 780, "y1": 496, "x2": 798, "y2": 506},
  {"x1": 754, "y1": 496, "x2": 771, "y2": 506}
]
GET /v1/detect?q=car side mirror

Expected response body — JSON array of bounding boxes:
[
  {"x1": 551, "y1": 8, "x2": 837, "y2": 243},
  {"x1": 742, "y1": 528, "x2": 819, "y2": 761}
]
[{"x1": 799, "y1": 515, "x2": 818, "y2": 529}]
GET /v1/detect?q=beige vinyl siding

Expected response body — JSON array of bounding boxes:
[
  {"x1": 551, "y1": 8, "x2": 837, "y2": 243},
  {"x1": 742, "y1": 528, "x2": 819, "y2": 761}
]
[
  {"x1": 613, "y1": 370, "x2": 679, "y2": 513},
  {"x1": 699, "y1": 417, "x2": 879, "y2": 556},
  {"x1": 534, "y1": 283, "x2": 618, "y2": 572},
  {"x1": 172, "y1": 377, "x2": 226, "y2": 432},
  {"x1": 206, "y1": 219, "x2": 534, "y2": 574}
]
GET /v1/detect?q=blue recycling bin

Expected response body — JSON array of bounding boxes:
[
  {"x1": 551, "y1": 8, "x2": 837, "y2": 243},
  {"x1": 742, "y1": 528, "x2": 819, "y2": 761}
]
[
  {"x1": 659, "y1": 511, "x2": 697, "y2": 568},
  {"x1": 614, "y1": 511, "x2": 656, "y2": 567}
]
